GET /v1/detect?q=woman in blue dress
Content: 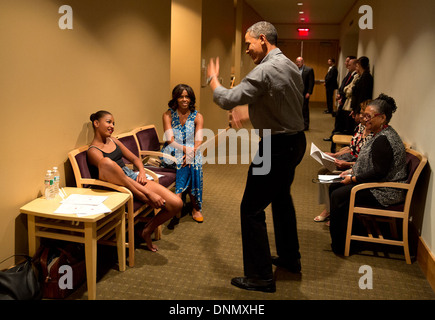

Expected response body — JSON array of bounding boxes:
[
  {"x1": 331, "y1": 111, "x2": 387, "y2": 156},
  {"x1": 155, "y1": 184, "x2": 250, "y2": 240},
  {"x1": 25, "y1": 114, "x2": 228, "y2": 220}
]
[{"x1": 161, "y1": 84, "x2": 204, "y2": 222}]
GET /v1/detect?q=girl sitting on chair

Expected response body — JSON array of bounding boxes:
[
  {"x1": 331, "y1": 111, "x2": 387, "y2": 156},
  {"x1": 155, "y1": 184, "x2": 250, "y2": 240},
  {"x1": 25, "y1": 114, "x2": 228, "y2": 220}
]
[{"x1": 87, "y1": 110, "x2": 183, "y2": 252}]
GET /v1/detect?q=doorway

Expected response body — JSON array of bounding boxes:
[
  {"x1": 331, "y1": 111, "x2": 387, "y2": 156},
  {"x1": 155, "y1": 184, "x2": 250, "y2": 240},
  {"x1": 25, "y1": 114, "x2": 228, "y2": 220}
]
[{"x1": 279, "y1": 39, "x2": 340, "y2": 103}]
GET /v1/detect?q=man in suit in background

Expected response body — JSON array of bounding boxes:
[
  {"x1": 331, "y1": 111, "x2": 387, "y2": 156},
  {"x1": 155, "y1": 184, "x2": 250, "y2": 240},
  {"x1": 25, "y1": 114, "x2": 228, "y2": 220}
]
[
  {"x1": 336, "y1": 55, "x2": 357, "y2": 111},
  {"x1": 324, "y1": 56, "x2": 357, "y2": 142},
  {"x1": 324, "y1": 58, "x2": 338, "y2": 115},
  {"x1": 296, "y1": 57, "x2": 315, "y2": 131}
]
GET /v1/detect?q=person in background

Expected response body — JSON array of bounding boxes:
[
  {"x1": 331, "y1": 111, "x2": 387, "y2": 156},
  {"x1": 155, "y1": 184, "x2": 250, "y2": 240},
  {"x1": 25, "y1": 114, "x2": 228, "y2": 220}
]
[
  {"x1": 324, "y1": 57, "x2": 358, "y2": 143},
  {"x1": 350, "y1": 56, "x2": 374, "y2": 115},
  {"x1": 336, "y1": 55, "x2": 357, "y2": 112},
  {"x1": 296, "y1": 56, "x2": 315, "y2": 131},
  {"x1": 161, "y1": 84, "x2": 204, "y2": 223},
  {"x1": 87, "y1": 110, "x2": 183, "y2": 252},
  {"x1": 328, "y1": 94, "x2": 407, "y2": 255},
  {"x1": 324, "y1": 58, "x2": 338, "y2": 115},
  {"x1": 208, "y1": 21, "x2": 306, "y2": 293}
]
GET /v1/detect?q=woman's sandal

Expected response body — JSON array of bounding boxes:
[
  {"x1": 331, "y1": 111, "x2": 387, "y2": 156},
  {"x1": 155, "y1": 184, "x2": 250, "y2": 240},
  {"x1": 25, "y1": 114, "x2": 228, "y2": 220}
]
[
  {"x1": 314, "y1": 214, "x2": 330, "y2": 222},
  {"x1": 192, "y1": 211, "x2": 204, "y2": 223}
]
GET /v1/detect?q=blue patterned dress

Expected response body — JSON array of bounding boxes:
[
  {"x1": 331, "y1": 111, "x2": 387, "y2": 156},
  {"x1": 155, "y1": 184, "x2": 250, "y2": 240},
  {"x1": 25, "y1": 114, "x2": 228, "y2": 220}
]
[{"x1": 161, "y1": 109, "x2": 203, "y2": 210}]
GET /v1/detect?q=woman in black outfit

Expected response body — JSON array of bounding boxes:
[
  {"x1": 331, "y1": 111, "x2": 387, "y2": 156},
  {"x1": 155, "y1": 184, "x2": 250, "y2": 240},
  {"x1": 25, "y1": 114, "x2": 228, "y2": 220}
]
[
  {"x1": 350, "y1": 56, "x2": 374, "y2": 113},
  {"x1": 328, "y1": 94, "x2": 407, "y2": 254}
]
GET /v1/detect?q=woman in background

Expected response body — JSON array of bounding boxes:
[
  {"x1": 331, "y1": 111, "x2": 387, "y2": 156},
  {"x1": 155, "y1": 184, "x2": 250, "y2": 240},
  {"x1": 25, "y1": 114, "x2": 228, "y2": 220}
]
[
  {"x1": 314, "y1": 100, "x2": 373, "y2": 223},
  {"x1": 161, "y1": 84, "x2": 204, "y2": 223},
  {"x1": 328, "y1": 94, "x2": 407, "y2": 254},
  {"x1": 350, "y1": 56, "x2": 374, "y2": 113},
  {"x1": 87, "y1": 110, "x2": 183, "y2": 252}
]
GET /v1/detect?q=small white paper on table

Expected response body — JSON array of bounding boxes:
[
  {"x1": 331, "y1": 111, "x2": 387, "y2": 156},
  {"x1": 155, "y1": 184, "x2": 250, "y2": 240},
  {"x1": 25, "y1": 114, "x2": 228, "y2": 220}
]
[
  {"x1": 54, "y1": 203, "x2": 111, "y2": 217},
  {"x1": 61, "y1": 194, "x2": 108, "y2": 206},
  {"x1": 55, "y1": 193, "x2": 111, "y2": 216}
]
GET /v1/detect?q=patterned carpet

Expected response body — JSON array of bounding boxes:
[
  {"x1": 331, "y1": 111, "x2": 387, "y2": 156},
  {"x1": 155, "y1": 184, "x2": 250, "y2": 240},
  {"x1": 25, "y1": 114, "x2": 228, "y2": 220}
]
[{"x1": 69, "y1": 103, "x2": 435, "y2": 301}]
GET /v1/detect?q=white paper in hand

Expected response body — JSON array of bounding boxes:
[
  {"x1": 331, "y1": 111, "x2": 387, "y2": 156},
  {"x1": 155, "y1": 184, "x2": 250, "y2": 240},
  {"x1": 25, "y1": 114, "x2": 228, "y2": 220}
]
[{"x1": 310, "y1": 143, "x2": 336, "y2": 172}]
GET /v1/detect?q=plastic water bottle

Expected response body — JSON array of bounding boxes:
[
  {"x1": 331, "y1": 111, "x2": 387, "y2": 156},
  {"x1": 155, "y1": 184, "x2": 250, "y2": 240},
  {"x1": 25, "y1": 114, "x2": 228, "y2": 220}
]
[
  {"x1": 44, "y1": 170, "x2": 55, "y2": 200},
  {"x1": 52, "y1": 167, "x2": 60, "y2": 196}
]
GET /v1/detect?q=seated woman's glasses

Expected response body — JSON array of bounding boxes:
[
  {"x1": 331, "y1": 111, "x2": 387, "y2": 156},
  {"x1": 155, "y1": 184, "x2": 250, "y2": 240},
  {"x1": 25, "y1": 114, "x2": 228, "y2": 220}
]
[{"x1": 362, "y1": 113, "x2": 382, "y2": 121}]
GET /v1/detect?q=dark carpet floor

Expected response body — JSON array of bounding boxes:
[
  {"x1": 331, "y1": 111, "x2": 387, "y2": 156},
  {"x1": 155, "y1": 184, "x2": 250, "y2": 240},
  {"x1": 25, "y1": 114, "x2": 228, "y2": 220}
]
[{"x1": 69, "y1": 102, "x2": 435, "y2": 301}]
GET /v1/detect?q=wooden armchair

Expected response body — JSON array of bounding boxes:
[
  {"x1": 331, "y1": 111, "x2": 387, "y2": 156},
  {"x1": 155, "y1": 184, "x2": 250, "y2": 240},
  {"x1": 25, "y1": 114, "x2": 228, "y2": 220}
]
[
  {"x1": 115, "y1": 130, "x2": 177, "y2": 190},
  {"x1": 332, "y1": 134, "x2": 353, "y2": 152},
  {"x1": 68, "y1": 145, "x2": 161, "y2": 267},
  {"x1": 344, "y1": 148, "x2": 427, "y2": 263},
  {"x1": 132, "y1": 125, "x2": 176, "y2": 166}
]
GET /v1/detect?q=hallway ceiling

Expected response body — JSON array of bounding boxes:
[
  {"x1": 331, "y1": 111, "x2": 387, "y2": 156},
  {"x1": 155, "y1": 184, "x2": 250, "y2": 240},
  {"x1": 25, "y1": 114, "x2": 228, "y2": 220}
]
[{"x1": 245, "y1": 0, "x2": 358, "y2": 24}]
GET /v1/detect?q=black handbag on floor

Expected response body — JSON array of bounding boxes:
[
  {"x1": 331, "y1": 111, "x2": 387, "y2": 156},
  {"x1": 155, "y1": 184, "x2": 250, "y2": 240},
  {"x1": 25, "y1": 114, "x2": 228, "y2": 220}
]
[{"x1": 0, "y1": 254, "x2": 42, "y2": 300}]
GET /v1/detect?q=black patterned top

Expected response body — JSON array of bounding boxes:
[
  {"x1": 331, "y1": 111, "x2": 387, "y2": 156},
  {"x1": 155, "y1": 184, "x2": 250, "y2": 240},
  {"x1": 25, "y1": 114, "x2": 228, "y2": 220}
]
[{"x1": 352, "y1": 126, "x2": 407, "y2": 207}]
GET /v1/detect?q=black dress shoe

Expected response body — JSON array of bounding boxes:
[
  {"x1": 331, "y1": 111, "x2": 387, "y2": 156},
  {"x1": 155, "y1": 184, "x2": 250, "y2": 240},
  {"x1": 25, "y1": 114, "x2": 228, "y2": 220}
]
[
  {"x1": 323, "y1": 110, "x2": 332, "y2": 114},
  {"x1": 231, "y1": 277, "x2": 276, "y2": 293},
  {"x1": 323, "y1": 137, "x2": 332, "y2": 142},
  {"x1": 272, "y1": 256, "x2": 301, "y2": 273}
]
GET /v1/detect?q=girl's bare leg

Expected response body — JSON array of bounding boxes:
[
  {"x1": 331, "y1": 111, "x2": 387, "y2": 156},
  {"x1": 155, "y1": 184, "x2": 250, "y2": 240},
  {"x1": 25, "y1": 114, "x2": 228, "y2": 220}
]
[
  {"x1": 98, "y1": 158, "x2": 149, "y2": 202},
  {"x1": 140, "y1": 181, "x2": 182, "y2": 251},
  {"x1": 98, "y1": 158, "x2": 182, "y2": 251}
]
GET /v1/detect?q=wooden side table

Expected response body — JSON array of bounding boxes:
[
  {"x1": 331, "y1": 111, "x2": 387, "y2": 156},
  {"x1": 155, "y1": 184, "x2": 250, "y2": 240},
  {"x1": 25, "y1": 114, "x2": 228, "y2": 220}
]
[{"x1": 20, "y1": 187, "x2": 130, "y2": 300}]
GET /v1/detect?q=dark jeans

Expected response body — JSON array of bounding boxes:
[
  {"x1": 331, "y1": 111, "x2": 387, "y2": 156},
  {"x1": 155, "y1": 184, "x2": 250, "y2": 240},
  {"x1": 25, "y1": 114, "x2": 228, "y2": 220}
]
[
  {"x1": 329, "y1": 183, "x2": 381, "y2": 254},
  {"x1": 302, "y1": 98, "x2": 310, "y2": 130},
  {"x1": 240, "y1": 132, "x2": 306, "y2": 279}
]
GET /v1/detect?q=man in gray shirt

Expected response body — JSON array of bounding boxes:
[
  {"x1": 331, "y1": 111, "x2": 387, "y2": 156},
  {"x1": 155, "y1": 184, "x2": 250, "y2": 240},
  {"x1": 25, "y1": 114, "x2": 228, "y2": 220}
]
[{"x1": 208, "y1": 21, "x2": 306, "y2": 293}]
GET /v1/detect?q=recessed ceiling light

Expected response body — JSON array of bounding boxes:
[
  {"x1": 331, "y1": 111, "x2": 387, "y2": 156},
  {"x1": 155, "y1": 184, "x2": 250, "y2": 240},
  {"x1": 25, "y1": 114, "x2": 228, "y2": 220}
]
[
  {"x1": 299, "y1": 11, "x2": 304, "y2": 14},
  {"x1": 297, "y1": 2, "x2": 303, "y2": 5}
]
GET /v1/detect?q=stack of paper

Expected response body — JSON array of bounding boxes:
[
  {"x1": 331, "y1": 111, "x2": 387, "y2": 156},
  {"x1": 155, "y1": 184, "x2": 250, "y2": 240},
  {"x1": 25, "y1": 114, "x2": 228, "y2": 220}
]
[
  {"x1": 317, "y1": 175, "x2": 344, "y2": 184},
  {"x1": 54, "y1": 194, "x2": 111, "y2": 217},
  {"x1": 310, "y1": 143, "x2": 336, "y2": 172}
]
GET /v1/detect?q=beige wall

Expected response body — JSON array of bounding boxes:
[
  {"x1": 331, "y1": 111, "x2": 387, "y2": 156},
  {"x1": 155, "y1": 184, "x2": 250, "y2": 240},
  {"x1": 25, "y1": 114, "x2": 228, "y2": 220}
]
[
  {"x1": 240, "y1": 1, "x2": 264, "y2": 81},
  {"x1": 200, "y1": 0, "x2": 236, "y2": 133},
  {"x1": 0, "y1": 0, "x2": 171, "y2": 268},
  {"x1": 171, "y1": 0, "x2": 202, "y2": 105},
  {"x1": 342, "y1": 0, "x2": 435, "y2": 254},
  {"x1": 199, "y1": 0, "x2": 263, "y2": 134}
]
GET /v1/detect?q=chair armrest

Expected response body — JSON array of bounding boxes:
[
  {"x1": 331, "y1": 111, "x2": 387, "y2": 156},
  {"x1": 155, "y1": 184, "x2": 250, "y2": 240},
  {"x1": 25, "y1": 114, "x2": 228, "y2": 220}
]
[
  {"x1": 351, "y1": 181, "x2": 411, "y2": 193},
  {"x1": 332, "y1": 134, "x2": 353, "y2": 145},
  {"x1": 142, "y1": 167, "x2": 159, "y2": 183},
  {"x1": 349, "y1": 181, "x2": 410, "y2": 205},
  {"x1": 79, "y1": 178, "x2": 133, "y2": 195}
]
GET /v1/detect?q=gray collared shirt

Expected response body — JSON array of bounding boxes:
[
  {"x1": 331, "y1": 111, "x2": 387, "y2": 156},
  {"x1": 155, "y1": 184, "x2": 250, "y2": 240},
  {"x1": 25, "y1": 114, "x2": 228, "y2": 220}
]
[{"x1": 213, "y1": 48, "x2": 304, "y2": 136}]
